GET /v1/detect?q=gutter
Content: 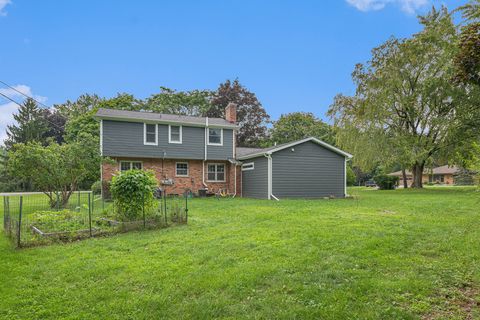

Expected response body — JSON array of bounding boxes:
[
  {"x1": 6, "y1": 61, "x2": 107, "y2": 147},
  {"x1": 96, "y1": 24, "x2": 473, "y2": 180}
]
[
  {"x1": 264, "y1": 153, "x2": 279, "y2": 201},
  {"x1": 202, "y1": 117, "x2": 209, "y2": 188}
]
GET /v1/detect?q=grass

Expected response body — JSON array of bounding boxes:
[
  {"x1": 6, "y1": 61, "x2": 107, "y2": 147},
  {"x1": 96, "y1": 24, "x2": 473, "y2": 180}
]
[{"x1": 1, "y1": 187, "x2": 479, "y2": 319}]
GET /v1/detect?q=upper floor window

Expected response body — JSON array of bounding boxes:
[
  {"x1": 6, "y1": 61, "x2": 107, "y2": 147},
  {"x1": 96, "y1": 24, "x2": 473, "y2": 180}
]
[
  {"x1": 144, "y1": 123, "x2": 157, "y2": 145},
  {"x1": 175, "y1": 162, "x2": 189, "y2": 177},
  {"x1": 169, "y1": 125, "x2": 182, "y2": 144},
  {"x1": 208, "y1": 128, "x2": 223, "y2": 146},
  {"x1": 120, "y1": 161, "x2": 143, "y2": 172}
]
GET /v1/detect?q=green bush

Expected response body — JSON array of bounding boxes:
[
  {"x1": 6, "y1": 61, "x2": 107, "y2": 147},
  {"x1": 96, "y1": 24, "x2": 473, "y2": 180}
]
[
  {"x1": 110, "y1": 170, "x2": 158, "y2": 221},
  {"x1": 374, "y1": 174, "x2": 399, "y2": 190},
  {"x1": 347, "y1": 166, "x2": 356, "y2": 186},
  {"x1": 30, "y1": 210, "x2": 86, "y2": 233},
  {"x1": 91, "y1": 180, "x2": 102, "y2": 195}
]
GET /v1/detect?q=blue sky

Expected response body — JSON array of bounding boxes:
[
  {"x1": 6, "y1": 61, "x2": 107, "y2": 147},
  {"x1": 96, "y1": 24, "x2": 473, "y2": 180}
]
[{"x1": 0, "y1": 0, "x2": 467, "y2": 142}]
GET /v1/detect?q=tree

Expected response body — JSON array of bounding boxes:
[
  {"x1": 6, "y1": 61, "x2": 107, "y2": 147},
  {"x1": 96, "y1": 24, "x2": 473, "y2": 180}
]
[
  {"x1": 4, "y1": 98, "x2": 48, "y2": 150},
  {"x1": 8, "y1": 137, "x2": 101, "y2": 207},
  {"x1": 270, "y1": 112, "x2": 335, "y2": 145},
  {"x1": 454, "y1": 1, "x2": 480, "y2": 86},
  {"x1": 41, "y1": 108, "x2": 66, "y2": 144},
  {"x1": 328, "y1": 7, "x2": 480, "y2": 188},
  {"x1": 207, "y1": 79, "x2": 270, "y2": 147},
  {"x1": 144, "y1": 87, "x2": 213, "y2": 116}
]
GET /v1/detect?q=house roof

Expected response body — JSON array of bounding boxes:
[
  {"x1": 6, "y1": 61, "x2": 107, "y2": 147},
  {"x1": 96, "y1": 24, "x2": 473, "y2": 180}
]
[
  {"x1": 388, "y1": 165, "x2": 460, "y2": 176},
  {"x1": 95, "y1": 108, "x2": 238, "y2": 129},
  {"x1": 236, "y1": 137, "x2": 353, "y2": 160}
]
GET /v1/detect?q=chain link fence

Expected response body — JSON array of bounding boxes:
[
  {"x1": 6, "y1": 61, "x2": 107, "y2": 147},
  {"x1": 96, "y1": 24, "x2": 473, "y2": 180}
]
[{"x1": 2, "y1": 190, "x2": 188, "y2": 248}]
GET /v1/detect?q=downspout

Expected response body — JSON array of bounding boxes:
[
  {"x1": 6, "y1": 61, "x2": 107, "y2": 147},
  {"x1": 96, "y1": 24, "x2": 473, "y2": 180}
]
[
  {"x1": 100, "y1": 119, "x2": 103, "y2": 200},
  {"x1": 264, "y1": 153, "x2": 279, "y2": 201},
  {"x1": 232, "y1": 163, "x2": 237, "y2": 198},
  {"x1": 202, "y1": 117, "x2": 208, "y2": 188},
  {"x1": 344, "y1": 157, "x2": 351, "y2": 197}
]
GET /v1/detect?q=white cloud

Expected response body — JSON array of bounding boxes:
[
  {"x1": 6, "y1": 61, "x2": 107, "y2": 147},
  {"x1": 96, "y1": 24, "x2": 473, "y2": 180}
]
[
  {"x1": 0, "y1": 85, "x2": 48, "y2": 146},
  {"x1": 0, "y1": 0, "x2": 12, "y2": 16},
  {"x1": 346, "y1": 0, "x2": 430, "y2": 14}
]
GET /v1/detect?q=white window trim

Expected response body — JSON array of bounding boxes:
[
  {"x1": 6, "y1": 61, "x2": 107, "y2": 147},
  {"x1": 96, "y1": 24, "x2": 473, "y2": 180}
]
[
  {"x1": 144, "y1": 123, "x2": 158, "y2": 146},
  {"x1": 119, "y1": 161, "x2": 143, "y2": 172},
  {"x1": 241, "y1": 162, "x2": 255, "y2": 171},
  {"x1": 175, "y1": 161, "x2": 189, "y2": 177},
  {"x1": 206, "y1": 163, "x2": 226, "y2": 182},
  {"x1": 207, "y1": 128, "x2": 223, "y2": 146},
  {"x1": 168, "y1": 125, "x2": 183, "y2": 144}
]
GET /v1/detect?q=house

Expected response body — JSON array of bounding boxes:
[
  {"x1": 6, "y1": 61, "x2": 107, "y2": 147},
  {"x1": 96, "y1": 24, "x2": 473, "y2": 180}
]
[
  {"x1": 388, "y1": 165, "x2": 460, "y2": 186},
  {"x1": 96, "y1": 105, "x2": 353, "y2": 199}
]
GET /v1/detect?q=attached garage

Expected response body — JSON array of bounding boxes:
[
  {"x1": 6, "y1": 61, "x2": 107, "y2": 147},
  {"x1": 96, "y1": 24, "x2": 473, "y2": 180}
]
[{"x1": 238, "y1": 137, "x2": 352, "y2": 199}]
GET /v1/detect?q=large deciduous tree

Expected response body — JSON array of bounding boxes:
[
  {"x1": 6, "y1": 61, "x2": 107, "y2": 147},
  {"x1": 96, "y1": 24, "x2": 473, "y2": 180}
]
[
  {"x1": 270, "y1": 112, "x2": 335, "y2": 145},
  {"x1": 144, "y1": 87, "x2": 212, "y2": 116},
  {"x1": 328, "y1": 7, "x2": 480, "y2": 188},
  {"x1": 207, "y1": 79, "x2": 270, "y2": 147}
]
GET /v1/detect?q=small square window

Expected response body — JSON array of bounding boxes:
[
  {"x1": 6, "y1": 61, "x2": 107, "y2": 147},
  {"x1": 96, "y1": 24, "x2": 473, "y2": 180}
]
[
  {"x1": 120, "y1": 161, "x2": 143, "y2": 172},
  {"x1": 169, "y1": 125, "x2": 182, "y2": 143},
  {"x1": 176, "y1": 162, "x2": 189, "y2": 176},
  {"x1": 208, "y1": 128, "x2": 222, "y2": 145}
]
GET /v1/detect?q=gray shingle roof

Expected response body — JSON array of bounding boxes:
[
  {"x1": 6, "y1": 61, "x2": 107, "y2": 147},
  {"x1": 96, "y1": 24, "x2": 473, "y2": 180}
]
[
  {"x1": 236, "y1": 147, "x2": 265, "y2": 158},
  {"x1": 95, "y1": 108, "x2": 238, "y2": 128}
]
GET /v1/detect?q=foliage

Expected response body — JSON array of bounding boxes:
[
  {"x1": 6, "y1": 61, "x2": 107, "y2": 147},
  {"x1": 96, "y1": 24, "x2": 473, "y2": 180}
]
[
  {"x1": 145, "y1": 87, "x2": 213, "y2": 116},
  {"x1": 4, "y1": 98, "x2": 49, "y2": 150},
  {"x1": 207, "y1": 79, "x2": 270, "y2": 147},
  {"x1": 374, "y1": 174, "x2": 399, "y2": 190},
  {"x1": 328, "y1": 7, "x2": 480, "y2": 188},
  {"x1": 454, "y1": 22, "x2": 480, "y2": 86},
  {"x1": 30, "y1": 210, "x2": 86, "y2": 233},
  {"x1": 346, "y1": 165, "x2": 356, "y2": 186},
  {"x1": 91, "y1": 180, "x2": 102, "y2": 195},
  {"x1": 269, "y1": 112, "x2": 335, "y2": 145},
  {"x1": 110, "y1": 169, "x2": 158, "y2": 221},
  {"x1": 7, "y1": 138, "x2": 100, "y2": 207}
]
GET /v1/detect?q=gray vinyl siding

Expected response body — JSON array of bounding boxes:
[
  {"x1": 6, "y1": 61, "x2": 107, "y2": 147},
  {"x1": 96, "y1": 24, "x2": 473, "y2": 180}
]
[
  {"x1": 242, "y1": 156, "x2": 269, "y2": 199},
  {"x1": 272, "y1": 141, "x2": 345, "y2": 198},
  {"x1": 102, "y1": 120, "x2": 204, "y2": 159},
  {"x1": 207, "y1": 129, "x2": 234, "y2": 160}
]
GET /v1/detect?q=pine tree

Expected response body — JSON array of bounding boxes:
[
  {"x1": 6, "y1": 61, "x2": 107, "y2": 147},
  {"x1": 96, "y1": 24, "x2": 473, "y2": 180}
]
[{"x1": 4, "y1": 98, "x2": 48, "y2": 150}]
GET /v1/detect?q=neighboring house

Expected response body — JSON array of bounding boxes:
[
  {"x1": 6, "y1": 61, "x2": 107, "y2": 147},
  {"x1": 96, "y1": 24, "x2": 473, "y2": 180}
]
[
  {"x1": 388, "y1": 165, "x2": 460, "y2": 186},
  {"x1": 96, "y1": 105, "x2": 353, "y2": 199}
]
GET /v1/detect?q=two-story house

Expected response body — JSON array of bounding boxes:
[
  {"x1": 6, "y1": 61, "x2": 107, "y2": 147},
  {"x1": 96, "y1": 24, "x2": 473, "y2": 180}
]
[
  {"x1": 98, "y1": 103, "x2": 241, "y2": 196},
  {"x1": 97, "y1": 103, "x2": 353, "y2": 199}
]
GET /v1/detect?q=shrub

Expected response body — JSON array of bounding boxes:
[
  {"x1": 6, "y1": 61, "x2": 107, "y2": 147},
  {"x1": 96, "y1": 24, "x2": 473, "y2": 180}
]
[
  {"x1": 91, "y1": 180, "x2": 102, "y2": 195},
  {"x1": 374, "y1": 174, "x2": 399, "y2": 190},
  {"x1": 110, "y1": 170, "x2": 158, "y2": 221},
  {"x1": 347, "y1": 166, "x2": 356, "y2": 186}
]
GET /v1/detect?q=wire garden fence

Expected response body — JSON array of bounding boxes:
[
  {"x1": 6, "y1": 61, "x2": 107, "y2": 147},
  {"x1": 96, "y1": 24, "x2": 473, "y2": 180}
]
[{"x1": 2, "y1": 190, "x2": 188, "y2": 248}]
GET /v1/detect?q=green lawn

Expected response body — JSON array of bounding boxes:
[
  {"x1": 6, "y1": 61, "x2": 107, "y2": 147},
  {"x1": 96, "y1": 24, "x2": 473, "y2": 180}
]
[{"x1": 1, "y1": 187, "x2": 479, "y2": 319}]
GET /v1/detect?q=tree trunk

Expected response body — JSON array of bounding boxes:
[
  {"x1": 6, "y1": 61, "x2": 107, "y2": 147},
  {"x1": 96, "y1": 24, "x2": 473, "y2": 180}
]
[
  {"x1": 402, "y1": 169, "x2": 408, "y2": 189},
  {"x1": 411, "y1": 163, "x2": 425, "y2": 188}
]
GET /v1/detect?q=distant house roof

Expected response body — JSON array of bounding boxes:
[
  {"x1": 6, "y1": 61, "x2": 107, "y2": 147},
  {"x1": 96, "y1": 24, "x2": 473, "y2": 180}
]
[
  {"x1": 236, "y1": 137, "x2": 353, "y2": 160},
  {"x1": 388, "y1": 165, "x2": 460, "y2": 176},
  {"x1": 95, "y1": 108, "x2": 238, "y2": 129}
]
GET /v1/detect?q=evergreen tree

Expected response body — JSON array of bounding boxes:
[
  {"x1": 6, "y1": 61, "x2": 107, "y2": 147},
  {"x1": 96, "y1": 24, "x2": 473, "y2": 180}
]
[{"x1": 4, "y1": 98, "x2": 48, "y2": 150}]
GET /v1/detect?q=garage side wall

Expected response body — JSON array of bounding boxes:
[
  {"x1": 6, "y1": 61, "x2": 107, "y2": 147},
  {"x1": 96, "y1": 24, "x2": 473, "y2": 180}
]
[
  {"x1": 241, "y1": 156, "x2": 269, "y2": 199},
  {"x1": 272, "y1": 141, "x2": 345, "y2": 198}
]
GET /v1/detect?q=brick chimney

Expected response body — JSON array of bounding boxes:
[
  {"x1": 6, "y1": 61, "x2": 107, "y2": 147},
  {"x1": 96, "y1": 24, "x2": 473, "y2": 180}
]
[{"x1": 225, "y1": 103, "x2": 237, "y2": 124}]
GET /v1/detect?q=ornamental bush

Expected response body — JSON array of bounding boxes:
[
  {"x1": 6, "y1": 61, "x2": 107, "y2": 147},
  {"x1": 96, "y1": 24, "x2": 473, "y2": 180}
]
[
  {"x1": 110, "y1": 170, "x2": 158, "y2": 221},
  {"x1": 374, "y1": 174, "x2": 399, "y2": 190}
]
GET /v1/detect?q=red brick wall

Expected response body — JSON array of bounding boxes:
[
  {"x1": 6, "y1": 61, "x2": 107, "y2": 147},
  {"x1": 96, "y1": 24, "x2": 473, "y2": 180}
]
[{"x1": 102, "y1": 157, "x2": 241, "y2": 196}]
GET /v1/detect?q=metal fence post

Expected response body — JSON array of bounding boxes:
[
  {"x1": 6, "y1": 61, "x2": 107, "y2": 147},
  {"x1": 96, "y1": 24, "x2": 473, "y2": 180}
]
[
  {"x1": 56, "y1": 191, "x2": 60, "y2": 211},
  {"x1": 185, "y1": 191, "x2": 188, "y2": 223},
  {"x1": 142, "y1": 192, "x2": 146, "y2": 229},
  {"x1": 164, "y1": 191, "x2": 167, "y2": 225},
  {"x1": 17, "y1": 196, "x2": 23, "y2": 248},
  {"x1": 88, "y1": 193, "x2": 92, "y2": 237},
  {"x1": 77, "y1": 191, "x2": 81, "y2": 212},
  {"x1": 91, "y1": 192, "x2": 94, "y2": 215}
]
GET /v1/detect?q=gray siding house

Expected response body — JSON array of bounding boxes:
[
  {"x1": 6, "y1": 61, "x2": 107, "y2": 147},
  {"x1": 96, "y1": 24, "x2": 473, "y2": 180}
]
[
  {"x1": 238, "y1": 138, "x2": 352, "y2": 199},
  {"x1": 96, "y1": 106, "x2": 352, "y2": 199}
]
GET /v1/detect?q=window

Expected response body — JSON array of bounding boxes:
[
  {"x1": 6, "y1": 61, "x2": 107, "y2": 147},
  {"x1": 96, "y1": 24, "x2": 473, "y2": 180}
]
[
  {"x1": 176, "y1": 162, "x2": 189, "y2": 177},
  {"x1": 207, "y1": 163, "x2": 225, "y2": 181},
  {"x1": 144, "y1": 123, "x2": 157, "y2": 145},
  {"x1": 208, "y1": 128, "x2": 223, "y2": 145},
  {"x1": 241, "y1": 162, "x2": 254, "y2": 171},
  {"x1": 169, "y1": 125, "x2": 182, "y2": 144},
  {"x1": 120, "y1": 161, "x2": 143, "y2": 172}
]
